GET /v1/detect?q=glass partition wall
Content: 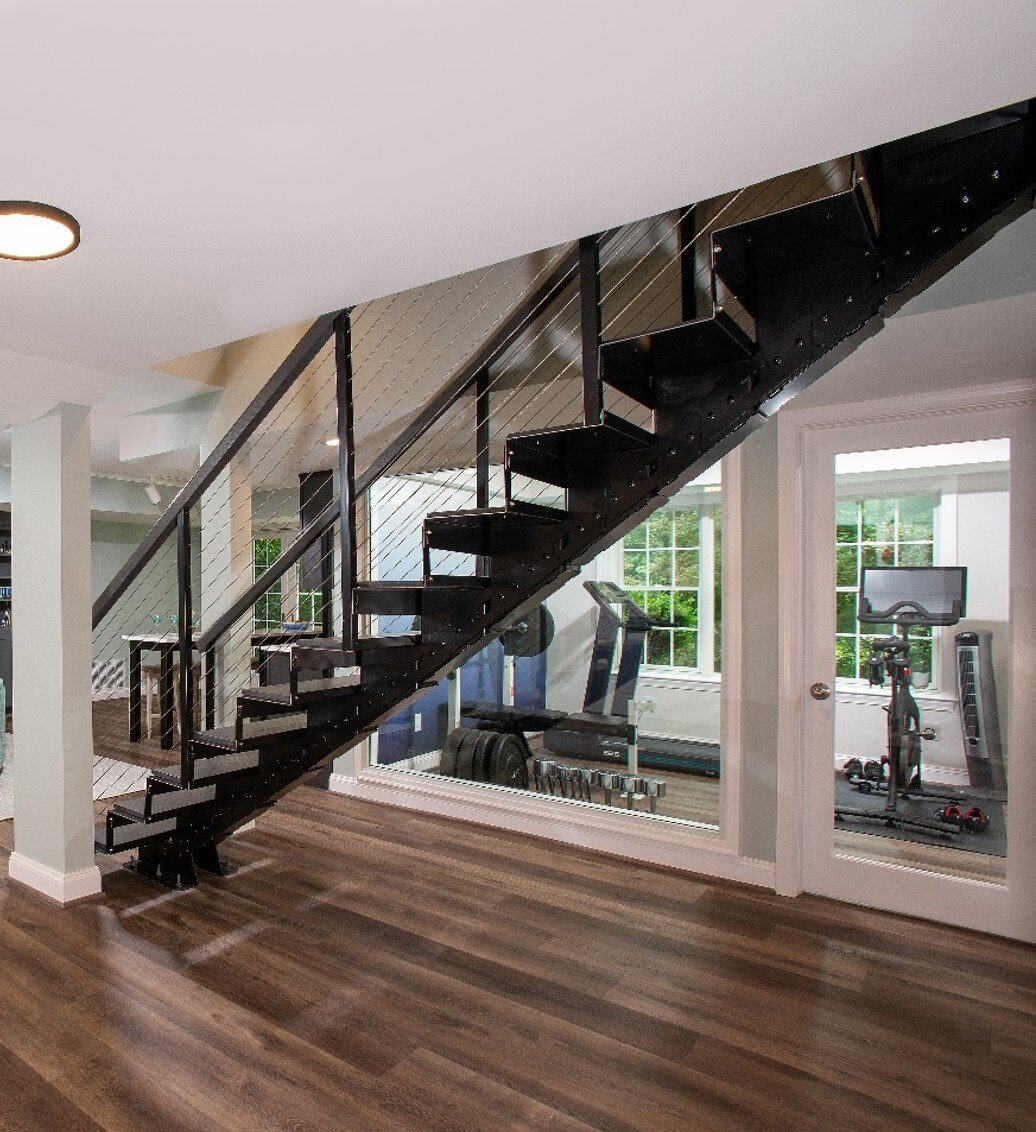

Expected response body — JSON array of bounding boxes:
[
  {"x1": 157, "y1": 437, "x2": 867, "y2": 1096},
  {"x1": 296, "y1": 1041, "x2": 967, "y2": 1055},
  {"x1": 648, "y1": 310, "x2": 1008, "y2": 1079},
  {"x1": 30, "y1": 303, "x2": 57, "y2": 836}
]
[
  {"x1": 831, "y1": 440, "x2": 1010, "y2": 884},
  {"x1": 370, "y1": 465, "x2": 725, "y2": 834}
]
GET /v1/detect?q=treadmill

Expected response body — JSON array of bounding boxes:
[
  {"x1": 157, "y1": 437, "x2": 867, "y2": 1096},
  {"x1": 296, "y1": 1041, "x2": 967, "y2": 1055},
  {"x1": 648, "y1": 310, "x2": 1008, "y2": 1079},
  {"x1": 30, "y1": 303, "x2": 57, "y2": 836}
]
[{"x1": 461, "y1": 581, "x2": 721, "y2": 777}]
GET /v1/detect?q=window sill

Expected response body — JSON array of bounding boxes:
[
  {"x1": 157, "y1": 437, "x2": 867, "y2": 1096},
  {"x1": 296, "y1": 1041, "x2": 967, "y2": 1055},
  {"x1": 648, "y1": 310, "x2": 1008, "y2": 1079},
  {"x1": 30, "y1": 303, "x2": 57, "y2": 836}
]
[
  {"x1": 835, "y1": 682, "x2": 954, "y2": 708},
  {"x1": 639, "y1": 667, "x2": 722, "y2": 691}
]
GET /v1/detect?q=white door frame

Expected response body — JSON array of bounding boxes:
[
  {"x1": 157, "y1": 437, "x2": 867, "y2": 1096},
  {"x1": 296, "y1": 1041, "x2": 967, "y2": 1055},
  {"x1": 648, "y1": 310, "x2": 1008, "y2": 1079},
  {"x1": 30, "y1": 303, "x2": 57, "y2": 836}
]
[{"x1": 776, "y1": 379, "x2": 1036, "y2": 942}]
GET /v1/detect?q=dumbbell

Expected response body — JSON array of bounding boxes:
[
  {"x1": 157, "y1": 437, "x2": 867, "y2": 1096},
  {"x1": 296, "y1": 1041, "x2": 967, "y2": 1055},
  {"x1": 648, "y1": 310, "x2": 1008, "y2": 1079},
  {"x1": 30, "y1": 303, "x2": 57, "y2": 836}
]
[
  {"x1": 642, "y1": 778, "x2": 667, "y2": 815},
  {"x1": 532, "y1": 758, "x2": 557, "y2": 794},
  {"x1": 620, "y1": 774, "x2": 648, "y2": 809},
  {"x1": 591, "y1": 769, "x2": 623, "y2": 806}
]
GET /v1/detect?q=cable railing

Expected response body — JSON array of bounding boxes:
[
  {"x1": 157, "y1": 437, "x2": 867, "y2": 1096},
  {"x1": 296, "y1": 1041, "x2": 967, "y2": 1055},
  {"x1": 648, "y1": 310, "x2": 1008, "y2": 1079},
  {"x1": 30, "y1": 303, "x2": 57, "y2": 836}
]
[{"x1": 88, "y1": 153, "x2": 858, "y2": 797}]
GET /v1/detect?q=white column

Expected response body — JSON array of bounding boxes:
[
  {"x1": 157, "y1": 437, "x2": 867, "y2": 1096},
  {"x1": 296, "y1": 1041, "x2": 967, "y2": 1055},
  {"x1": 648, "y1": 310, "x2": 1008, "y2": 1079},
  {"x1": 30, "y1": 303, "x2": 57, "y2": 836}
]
[
  {"x1": 200, "y1": 457, "x2": 253, "y2": 724},
  {"x1": 9, "y1": 404, "x2": 102, "y2": 903},
  {"x1": 737, "y1": 422, "x2": 780, "y2": 862}
]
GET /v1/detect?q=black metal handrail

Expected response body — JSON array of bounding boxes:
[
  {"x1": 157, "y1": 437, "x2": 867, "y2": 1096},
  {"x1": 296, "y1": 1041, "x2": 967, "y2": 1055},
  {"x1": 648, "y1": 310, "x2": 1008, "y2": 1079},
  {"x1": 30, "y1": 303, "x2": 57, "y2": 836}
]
[
  {"x1": 91, "y1": 312, "x2": 342, "y2": 629},
  {"x1": 196, "y1": 237, "x2": 598, "y2": 651}
]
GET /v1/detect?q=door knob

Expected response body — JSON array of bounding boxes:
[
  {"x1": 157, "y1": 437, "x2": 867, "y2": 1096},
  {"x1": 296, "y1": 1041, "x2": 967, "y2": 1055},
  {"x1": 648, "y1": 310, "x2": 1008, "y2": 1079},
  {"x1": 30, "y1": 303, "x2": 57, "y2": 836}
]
[{"x1": 809, "y1": 682, "x2": 831, "y2": 701}]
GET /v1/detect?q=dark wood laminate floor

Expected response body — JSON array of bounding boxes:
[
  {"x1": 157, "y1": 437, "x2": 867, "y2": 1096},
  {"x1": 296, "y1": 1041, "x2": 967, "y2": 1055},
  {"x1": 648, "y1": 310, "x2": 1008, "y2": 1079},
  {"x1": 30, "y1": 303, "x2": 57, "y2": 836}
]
[{"x1": 0, "y1": 787, "x2": 1033, "y2": 1131}]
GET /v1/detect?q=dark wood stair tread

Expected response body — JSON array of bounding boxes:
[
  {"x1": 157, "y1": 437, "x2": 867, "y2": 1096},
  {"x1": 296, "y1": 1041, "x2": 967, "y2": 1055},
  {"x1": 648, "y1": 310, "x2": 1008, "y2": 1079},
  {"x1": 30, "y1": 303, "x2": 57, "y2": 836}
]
[
  {"x1": 425, "y1": 502, "x2": 566, "y2": 527},
  {"x1": 601, "y1": 308, "x2": 755, "y2": 379},
  {"x1": 714, "y1": 183, "x2": 876, "y2": 313},
  {"x1": 239, "y1": 675, "x2": 361, "y2": 707},
  {"x1": 193, "y1": 713, "x2": 309, "y2": 752}
]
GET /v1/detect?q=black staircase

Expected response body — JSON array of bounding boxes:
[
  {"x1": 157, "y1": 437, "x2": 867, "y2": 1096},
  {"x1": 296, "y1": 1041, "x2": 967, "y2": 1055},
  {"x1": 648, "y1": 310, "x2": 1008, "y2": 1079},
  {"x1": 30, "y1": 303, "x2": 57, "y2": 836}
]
[{"x1": 95, "y1": 101, "x2": 1034, "y2": 888}]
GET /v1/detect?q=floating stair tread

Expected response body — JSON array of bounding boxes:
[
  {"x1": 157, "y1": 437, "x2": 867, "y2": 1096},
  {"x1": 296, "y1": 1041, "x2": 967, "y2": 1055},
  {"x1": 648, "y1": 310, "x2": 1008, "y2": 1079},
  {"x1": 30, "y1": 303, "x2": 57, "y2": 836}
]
[
  {"x1": 193, "y1": 713, "x2": 309, "y2": 752},
  {"x1": 239, "y1": 675, "x2": 361, "y2": 706},
  {"x1": 147, "y1": 782, "x2": 218, "y2": 816},
  {"x1": 152, "y1": 750, "x2": 264, "y2": 788},
  {"x1": 297, "y1": 634, "x2": 420, "y2": 652},
  {"x1": 715, "y1": 183, "x2": 876, "y2": 287},
  {"x1": 111, "y1": 800, "x2": 147, "y2": 824},
  {"x1": 601, "y1": 308, "x2": 755, "y2": 377},
  {"x1": 97, "y1": 815, "x2": 178, "y2": 852},
  {"x1": 425, "y1": 574, "x2": 493, "y2": 587},
  {"x1": 508, "y1": 413, "x2": 654, "y2": 463},
  {"x1": 426, "y1": 502, "x2": 566, "y2": 528}
]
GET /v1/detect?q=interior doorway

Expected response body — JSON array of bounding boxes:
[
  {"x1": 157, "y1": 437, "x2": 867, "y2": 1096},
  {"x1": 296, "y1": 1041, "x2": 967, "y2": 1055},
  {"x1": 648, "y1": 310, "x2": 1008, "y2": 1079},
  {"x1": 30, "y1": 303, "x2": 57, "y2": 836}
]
[{"x1": 778, "y1": 388, "x2": 1036, "y2": 942}]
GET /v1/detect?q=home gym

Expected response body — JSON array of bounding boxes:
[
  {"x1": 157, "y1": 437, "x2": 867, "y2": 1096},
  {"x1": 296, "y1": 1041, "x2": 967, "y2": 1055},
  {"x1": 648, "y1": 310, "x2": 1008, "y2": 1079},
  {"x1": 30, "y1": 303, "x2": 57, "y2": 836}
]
[{"x1": 368, "y1": 429, "x2": 1011, "y2": 882}]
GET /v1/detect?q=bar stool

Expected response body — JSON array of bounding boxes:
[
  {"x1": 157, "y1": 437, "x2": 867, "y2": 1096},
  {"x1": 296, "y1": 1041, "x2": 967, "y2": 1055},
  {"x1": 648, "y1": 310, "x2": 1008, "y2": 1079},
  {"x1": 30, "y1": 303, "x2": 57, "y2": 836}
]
[{"x1": 140, "y1": 661, "x2": 200, "y2": 740}]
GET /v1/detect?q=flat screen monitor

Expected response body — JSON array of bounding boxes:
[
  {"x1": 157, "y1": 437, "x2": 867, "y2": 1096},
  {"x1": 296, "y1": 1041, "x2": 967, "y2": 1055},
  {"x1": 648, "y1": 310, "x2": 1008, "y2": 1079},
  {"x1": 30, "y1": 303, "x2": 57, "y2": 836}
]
[{"x1": 858, "y1": 566, "x2": 967, "y2": 627}]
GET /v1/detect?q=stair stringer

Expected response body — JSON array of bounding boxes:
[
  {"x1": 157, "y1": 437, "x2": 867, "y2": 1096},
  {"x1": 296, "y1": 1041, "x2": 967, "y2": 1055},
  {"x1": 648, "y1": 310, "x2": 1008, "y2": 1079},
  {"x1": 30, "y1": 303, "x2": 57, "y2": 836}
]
[{"x1": 116, "y1": 109, "x2": 1035, "y2": 878}]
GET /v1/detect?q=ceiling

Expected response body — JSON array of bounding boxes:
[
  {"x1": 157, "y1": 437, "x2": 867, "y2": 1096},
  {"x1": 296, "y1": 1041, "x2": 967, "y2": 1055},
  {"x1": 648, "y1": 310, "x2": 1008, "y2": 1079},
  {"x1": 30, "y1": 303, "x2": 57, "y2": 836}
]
[{"x1": 0, "y1": 0, "x2": 1033, "y2": 404}]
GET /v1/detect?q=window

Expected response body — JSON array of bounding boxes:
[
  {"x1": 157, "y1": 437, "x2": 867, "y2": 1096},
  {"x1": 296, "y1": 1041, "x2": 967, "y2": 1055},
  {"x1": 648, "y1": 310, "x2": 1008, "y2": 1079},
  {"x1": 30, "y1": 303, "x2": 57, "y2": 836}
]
[
  {"x1": 835, "y1": 495, "x2": 936, "y2": 682},
  {"x1": 621, "y1": 503, "x2": 720, "y2": 672},
  {"x1": 297, "y1": 573, "x2": 324, "y2": 627},
  {"x1": 253, "y1": 537, "x2": 282, "y2": 631}
]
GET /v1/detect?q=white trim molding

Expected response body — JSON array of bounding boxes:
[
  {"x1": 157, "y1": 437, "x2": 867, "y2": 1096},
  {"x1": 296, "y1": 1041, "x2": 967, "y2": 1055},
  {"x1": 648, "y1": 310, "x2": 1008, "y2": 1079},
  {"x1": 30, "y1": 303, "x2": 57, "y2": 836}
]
[
  {"x1": 7, "y1": 853, "x2": 102, "y2": 904},
  {"x1": 776, "y1": 378, "x2": 1036, "y2": 941},
  {"x1": 330, "y1": 768, "x2": 775, "y2": 890}
]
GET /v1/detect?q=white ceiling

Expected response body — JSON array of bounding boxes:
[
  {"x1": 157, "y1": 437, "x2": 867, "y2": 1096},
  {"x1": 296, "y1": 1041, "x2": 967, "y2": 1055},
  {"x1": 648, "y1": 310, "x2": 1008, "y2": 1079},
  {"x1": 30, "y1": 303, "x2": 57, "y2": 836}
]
[{"x1": 0, "y1": 0, "x2": 1033, "y2": 397}]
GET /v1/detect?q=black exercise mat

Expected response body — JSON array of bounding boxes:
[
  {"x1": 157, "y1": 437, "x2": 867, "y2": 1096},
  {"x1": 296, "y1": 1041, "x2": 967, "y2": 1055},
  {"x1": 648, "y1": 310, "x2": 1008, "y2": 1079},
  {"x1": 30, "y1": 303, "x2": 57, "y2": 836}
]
[{"x1": 834, "y1": 771, "x2": 1006, "y2": 857}]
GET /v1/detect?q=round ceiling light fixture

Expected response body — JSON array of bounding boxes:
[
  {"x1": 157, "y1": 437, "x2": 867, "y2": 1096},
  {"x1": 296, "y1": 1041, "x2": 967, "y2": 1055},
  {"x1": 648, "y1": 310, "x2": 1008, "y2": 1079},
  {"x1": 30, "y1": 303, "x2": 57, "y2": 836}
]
[{"x1": 0, "y1": 200, "x2": 81, "y2": 261}]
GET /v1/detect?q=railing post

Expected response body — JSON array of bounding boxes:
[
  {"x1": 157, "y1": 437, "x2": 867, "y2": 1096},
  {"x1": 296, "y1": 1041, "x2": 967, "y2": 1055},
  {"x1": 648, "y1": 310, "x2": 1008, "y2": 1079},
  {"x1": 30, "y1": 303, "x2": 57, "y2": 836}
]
[
  {"x1": 579, "y1": 233, "x2": 603, "y2": 427},
  {"x1": 475, "y1": 367, "x2": 490, "y2": 575},
  {"x1": 176, "y1": 507, "x2": 194, "y2": 784},
  {"x1": 679, "y1": 205, "x2": 699, "y2": 323},
  {"x1": 204, "y1": 642, "x2": 216, "y2": 731},
  {"x1": 335, "y1": 310, "x2": 357, "y2": 652}
]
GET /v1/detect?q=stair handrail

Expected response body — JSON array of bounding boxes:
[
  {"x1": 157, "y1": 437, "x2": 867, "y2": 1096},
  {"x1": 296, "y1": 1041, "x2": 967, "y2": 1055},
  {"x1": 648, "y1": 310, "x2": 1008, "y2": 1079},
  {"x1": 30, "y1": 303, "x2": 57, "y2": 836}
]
[
  {"x1": 195, "y1": 235, "x2": 612, "y2": 652},
  {"x1": 91, "y1": 313, "x2": 342, "y2": 630}
]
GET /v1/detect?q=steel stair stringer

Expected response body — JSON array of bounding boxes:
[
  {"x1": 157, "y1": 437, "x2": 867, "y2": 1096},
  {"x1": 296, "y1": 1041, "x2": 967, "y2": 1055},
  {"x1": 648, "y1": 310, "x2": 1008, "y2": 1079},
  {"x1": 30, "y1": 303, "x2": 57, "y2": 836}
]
[{"x1": 96, "y1": 101, "x2": 1035, "y2": 885}]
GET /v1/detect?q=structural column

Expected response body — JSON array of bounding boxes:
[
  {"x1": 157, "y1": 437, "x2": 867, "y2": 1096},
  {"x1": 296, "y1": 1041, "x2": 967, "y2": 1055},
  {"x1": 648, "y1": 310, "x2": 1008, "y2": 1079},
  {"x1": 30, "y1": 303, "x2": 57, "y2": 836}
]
[
  {"x1": 736, "y1": 421, "x2": 780, "y2": 862},
  {"x1": 9, "y1": 403, "x2": 101, "y2": 902}
]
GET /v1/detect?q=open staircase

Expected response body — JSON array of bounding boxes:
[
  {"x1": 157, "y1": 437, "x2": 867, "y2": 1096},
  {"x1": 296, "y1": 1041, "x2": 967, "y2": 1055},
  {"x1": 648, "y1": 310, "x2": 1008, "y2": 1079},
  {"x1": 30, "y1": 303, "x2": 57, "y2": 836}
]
[{"x1": 96, "y1": 101, "x2": 1034, "y2": 887}]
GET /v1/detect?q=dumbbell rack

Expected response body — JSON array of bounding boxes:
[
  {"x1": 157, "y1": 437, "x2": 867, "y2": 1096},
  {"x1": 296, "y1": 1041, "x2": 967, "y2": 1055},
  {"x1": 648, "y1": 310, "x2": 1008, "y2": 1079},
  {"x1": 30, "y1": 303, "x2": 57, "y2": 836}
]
[{"x1": 531, "y1": 757, "x2": 667, "y2": 814}]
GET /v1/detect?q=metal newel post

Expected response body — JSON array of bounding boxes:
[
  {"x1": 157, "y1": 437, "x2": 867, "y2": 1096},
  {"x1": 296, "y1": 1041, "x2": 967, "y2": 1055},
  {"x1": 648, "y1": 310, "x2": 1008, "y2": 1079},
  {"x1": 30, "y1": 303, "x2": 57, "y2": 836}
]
[
  {"x1": 176, "y1": 507, "x2": 194, "y2": 784},
  {"x1": 579, "y1": 234, "x2": 603, "y2": 427},
  {"x1": 335, "y1": 310, "x2": 357, "y2": 651}
]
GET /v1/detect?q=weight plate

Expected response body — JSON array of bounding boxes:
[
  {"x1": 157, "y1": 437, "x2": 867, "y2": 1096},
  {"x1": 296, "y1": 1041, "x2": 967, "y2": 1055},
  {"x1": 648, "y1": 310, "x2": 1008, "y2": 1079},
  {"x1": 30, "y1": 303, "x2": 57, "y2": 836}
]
[
  {"x1": 439, "y1": 728, "x2": 466, "y2": 777},
  {"x1": 454, "y1": 728, "x2": 483, "y2": 781},
  {"x1": 472, "y1": 730, "x2": 502, "y2": 783},
  {"x1": 489, "y1": 733, "x2": 529, "y2": 789}
]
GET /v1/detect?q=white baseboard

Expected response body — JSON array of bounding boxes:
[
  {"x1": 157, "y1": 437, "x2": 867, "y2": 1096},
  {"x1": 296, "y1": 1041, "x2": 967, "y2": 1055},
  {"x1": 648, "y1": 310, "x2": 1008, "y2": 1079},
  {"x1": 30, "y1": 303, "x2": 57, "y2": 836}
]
[
  {"x1": 329, "y1": 769, "x2": 776, "y2": 889},
  {"x1": 7, "y1": 853, "x2": 102, "y2": 904}
]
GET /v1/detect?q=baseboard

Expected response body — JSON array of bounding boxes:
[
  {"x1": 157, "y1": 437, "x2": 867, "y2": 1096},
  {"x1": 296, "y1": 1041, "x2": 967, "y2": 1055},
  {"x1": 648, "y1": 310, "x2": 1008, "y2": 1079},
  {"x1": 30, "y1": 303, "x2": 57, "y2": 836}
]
[
  {"x1": 329, "y1": 770, "x2": 776, "y2": 889},
  {"x1": 7, "y1": 853, "x2": 102, "y2": 904}
]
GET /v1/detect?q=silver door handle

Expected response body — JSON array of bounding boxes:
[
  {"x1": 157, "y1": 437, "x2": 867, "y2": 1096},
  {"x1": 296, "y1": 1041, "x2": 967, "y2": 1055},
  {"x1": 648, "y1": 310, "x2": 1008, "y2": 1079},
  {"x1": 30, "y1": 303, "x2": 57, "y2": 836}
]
[{"x1": 809, "y1": 682, "x2": 831, "y2": 701}]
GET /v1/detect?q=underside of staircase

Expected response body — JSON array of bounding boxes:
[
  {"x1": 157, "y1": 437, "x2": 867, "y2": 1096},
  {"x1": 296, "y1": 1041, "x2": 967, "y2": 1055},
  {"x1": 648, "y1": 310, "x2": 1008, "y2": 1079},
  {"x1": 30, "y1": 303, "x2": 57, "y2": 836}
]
[{"x1": 96, "y1": 100, "x2": 1035, "y2": 889}]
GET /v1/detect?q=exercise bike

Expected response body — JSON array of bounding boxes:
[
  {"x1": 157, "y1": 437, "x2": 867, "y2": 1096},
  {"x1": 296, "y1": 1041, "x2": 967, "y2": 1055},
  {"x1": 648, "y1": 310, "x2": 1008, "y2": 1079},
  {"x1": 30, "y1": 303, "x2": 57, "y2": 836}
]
[{"x1": 835, "y1": 566, "x2": 989, "y2": 839}]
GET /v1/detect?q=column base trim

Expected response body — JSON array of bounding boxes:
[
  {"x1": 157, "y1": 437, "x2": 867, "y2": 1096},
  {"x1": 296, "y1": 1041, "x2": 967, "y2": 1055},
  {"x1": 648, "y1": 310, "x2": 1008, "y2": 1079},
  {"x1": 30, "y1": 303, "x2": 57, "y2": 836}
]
[{"x1": 7, "y1": 853, "x2": 102, "y2": 904}]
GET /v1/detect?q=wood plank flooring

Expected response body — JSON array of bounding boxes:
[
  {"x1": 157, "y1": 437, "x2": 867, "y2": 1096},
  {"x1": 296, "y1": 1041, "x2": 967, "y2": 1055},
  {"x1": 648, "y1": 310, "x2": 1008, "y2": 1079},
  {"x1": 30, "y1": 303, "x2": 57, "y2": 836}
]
[{"x1": 0, "y1": 785, "x2": 1032, "y2": 1131}]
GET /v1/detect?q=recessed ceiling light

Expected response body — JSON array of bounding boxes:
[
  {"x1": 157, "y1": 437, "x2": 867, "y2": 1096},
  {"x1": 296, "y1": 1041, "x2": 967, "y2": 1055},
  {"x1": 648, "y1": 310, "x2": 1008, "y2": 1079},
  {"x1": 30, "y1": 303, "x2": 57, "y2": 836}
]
[
  {"x1": 0, "y1": 200, "x2": 81, "y2": 261},
  {"x1": 325, "y1": 437, "x2": 340, "y2": 447}
]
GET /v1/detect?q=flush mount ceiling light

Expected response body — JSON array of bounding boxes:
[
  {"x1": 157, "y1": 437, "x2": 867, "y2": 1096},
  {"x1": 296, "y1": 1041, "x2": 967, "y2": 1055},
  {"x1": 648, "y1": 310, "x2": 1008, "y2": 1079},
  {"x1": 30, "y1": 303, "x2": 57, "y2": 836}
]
[
  {"x1": 325, "y1": 437, "x2": 340, "y2": 447},
  {"x1": 0, "y1": 200, "x2": 80, "y2": 261}
]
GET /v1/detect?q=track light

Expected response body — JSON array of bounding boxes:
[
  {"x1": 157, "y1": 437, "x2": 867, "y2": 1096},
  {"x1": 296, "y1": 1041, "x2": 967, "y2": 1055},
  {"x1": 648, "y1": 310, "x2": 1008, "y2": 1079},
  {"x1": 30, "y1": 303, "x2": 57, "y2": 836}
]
[{"x1": 145, "y1": 480, "x2": 162, "y2": 507}]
